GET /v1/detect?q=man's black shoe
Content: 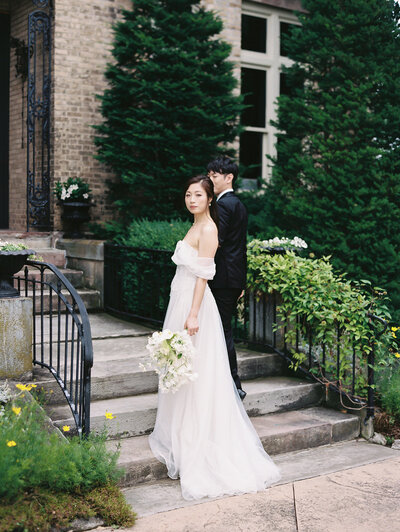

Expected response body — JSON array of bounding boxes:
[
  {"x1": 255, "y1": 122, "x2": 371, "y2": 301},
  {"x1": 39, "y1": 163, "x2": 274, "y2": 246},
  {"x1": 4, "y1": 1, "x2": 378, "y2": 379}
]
[{"x1": 237, "y1": 388, "x2": 247, "y2": 401}]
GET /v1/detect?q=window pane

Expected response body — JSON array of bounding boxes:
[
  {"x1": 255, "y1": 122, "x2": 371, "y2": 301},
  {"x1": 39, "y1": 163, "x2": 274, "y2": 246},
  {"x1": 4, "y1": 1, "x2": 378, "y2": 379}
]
[
  {"x1": 240, "y1": 131, "x2": 263, "y2": 181},
  {"x1": 280, "y1": 22, "x2": 294, "y2": 57},
  {"x1": 241, "y1": 68, "x2": 266, "y2": 128},
  {"x1": 241, "y1": 14, "x2": 267, "y2": 53}
]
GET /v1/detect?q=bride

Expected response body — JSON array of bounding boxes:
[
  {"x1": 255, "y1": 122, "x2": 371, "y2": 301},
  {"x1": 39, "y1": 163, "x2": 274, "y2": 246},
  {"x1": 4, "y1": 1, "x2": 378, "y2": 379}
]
[{"x1": 149, "y1": 175, "x2": 281, "y2": 501}]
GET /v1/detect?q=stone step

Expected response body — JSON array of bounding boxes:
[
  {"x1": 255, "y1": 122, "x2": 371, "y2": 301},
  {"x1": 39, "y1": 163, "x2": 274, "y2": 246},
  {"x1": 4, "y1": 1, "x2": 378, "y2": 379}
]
[
  {"x1": 0, "y1": 232, "x2": 53, "y2": 249},
  {"x1": 14, "y1": 267, "x2": 85, "y2": 289},
  {"x1": 106, "y1": 406, "x2": 361, "y2": 487},
  {"x1": 47, "y1": 376, "x2": 323, "y2": 438},
  {"x1": 29, "y1": 248, "x2": 67, "y2": 267},
  {"x1": 32, "y1": 342, "x2": 286, "y2": 404},
  {"x1": 122, "y1": 440, "x2": 399, "y2": 518},
  {"x1": 25, "y1": 288, "x2": 101, "y2": 312}
]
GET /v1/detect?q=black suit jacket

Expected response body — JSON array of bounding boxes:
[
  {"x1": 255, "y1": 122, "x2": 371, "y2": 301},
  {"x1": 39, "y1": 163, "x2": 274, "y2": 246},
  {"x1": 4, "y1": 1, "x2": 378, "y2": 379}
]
[{"x1": 209, "y1": 191, "x2": 248, "y2": 290}]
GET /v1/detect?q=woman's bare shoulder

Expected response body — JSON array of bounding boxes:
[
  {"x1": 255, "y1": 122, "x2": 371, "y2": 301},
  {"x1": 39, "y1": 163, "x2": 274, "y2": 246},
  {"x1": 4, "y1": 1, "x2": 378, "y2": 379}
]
[{"x1": 200, "y1": 221, "x2": 218, "y2": 239}]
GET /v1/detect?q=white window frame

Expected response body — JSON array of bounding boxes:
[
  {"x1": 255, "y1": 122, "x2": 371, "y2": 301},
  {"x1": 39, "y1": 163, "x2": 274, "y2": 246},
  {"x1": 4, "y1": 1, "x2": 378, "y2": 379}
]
[{"x1": 241, "y1": 2, "x2": 299, "y2": 182}]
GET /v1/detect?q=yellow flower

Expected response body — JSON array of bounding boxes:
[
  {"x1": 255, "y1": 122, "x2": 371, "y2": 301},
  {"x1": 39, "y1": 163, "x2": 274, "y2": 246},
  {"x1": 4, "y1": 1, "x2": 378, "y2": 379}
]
[
  {"x1": 395, "y1": 353, "x2": 400, "y2": 358},
  {"x1": 7, "y1": 441, "x2": 17, "y2": 447},
  {"x1": 15, "y1": 384, "x2": 26, "y2": 390},
  {"x1": 391, "y1": 326, "x2": 400, "y2": 332},
  {"x1": 30, "y1": 384, "x2": 37, "y2": 388},
  {"x1": 392, "y1": 332, "x2": 397, "y2": 339},
  {"x1": 62, "y1": 425, "x2": 71, "y2": 432},
  {"x1": 105, "y1": 412, "x2": 115, "y2": 420},
  {"x1": 12, "y1": 407, "x2": 21, "y2": 416}
]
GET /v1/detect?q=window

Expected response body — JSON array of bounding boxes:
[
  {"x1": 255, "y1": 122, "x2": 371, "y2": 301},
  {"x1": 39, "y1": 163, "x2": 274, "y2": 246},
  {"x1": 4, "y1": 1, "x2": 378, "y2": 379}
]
[
  {"x1": 280, "y1": 22, "x2": 295, "y2": 57},
  {"x1": 240, "y1": 4, "x2": 299, "y2": 185},
  {"x1": 241, "y1": 15, "x2": 267, "y2": 53},
  {"x1": 241, "y1": 68, "x2": 266, "y2": 128}
]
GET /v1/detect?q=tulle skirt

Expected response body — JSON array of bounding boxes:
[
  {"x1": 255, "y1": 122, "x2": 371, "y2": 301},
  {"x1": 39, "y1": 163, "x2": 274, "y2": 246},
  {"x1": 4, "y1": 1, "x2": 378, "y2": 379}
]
[{"x1": 149, "y1": 284, "x2": 281, "y2": 500}]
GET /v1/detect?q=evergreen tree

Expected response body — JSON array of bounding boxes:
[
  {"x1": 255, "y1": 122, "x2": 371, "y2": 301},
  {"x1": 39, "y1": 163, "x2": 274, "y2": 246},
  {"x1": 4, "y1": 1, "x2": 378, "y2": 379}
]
[
  {"x1": 94, "y1": 0, "x2": 243, "y2": 220},
  {"x1": 269, "y1": 0, "x2": 400, "y2": 316}
]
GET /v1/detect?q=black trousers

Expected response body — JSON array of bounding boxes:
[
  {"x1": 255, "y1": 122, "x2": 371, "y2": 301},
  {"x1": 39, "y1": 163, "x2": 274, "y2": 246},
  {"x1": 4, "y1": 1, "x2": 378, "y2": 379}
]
[{"x1": 210, "y1": 287, "x2": 243, "y2": 390}]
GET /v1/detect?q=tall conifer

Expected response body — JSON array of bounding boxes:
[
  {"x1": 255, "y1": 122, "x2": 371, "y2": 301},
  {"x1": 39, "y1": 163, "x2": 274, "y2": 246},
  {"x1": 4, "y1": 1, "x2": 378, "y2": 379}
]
[
  {"x1": 269, "y1": 0, "x2": 400, "y2": 315},
  {"x1": 94, "y1": 0, "x2": 243, "y2": 220}
]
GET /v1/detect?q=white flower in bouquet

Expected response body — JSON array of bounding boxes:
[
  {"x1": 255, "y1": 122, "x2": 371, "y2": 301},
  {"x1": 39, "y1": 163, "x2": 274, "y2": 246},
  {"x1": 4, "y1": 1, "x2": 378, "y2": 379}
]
[{"x1": 140, "y1": 329, "x2": 197, "y2": 393}]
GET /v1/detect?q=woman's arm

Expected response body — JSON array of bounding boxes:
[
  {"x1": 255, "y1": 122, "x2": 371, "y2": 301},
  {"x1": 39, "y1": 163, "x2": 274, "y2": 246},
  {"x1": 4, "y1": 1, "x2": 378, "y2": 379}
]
[{"x1": 184, "y1": 225, "x2": 218, "y2": 336}]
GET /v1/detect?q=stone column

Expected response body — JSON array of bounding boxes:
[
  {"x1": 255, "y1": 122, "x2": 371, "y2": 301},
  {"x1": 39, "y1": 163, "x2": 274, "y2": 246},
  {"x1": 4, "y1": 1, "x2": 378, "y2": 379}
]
[{"x1": 0, "y1": 297, "x2": 33, "y2": 379}]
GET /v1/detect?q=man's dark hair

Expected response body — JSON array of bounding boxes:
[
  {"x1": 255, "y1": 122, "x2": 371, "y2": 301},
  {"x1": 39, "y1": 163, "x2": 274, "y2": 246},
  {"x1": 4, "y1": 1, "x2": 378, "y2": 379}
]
[{"x1": 207, "y1": 156, "x2": 239, "y2": 184}]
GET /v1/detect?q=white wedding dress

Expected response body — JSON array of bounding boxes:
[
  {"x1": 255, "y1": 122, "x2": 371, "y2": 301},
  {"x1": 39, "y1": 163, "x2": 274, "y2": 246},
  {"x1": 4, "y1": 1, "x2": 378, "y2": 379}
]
[{"x1": 149, "y1": 240, "x2": 281, "y2": 500}]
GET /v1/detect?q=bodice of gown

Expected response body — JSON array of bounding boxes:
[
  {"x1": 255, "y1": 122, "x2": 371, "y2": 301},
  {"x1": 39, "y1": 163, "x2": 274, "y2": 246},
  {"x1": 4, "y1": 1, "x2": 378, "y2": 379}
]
[{"x1": 170, "y1": 240, "x2": 216, "y2": 292}]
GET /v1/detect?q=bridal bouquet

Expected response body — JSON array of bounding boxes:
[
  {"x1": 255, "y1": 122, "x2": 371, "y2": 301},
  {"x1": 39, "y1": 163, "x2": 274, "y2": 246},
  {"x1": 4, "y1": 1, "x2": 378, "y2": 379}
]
[{"x1": 141, "y1": 330, "x2": 198, "y2": 393}]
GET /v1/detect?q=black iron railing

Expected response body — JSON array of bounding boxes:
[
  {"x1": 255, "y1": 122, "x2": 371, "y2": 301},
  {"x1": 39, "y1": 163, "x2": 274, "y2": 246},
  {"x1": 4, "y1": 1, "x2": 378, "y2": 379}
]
[
  {"x1": 104, "y1": 244, "x2": 387, "y2": 419},
  {"x1": 243, "y1": 292, "x2": 388, "y2": 421},
  {"x1": 104, "y1": 243, "x2": 175, "y2": 326},
  {"x1": 14, "y1": 260, "x2": 93, "y2": 436}
]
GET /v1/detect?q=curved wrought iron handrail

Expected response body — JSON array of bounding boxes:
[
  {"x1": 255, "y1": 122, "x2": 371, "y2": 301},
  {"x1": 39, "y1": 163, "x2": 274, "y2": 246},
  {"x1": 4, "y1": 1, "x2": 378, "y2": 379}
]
[{"x1": 14, "y1": 259, "x2": 93, "y2": 436}]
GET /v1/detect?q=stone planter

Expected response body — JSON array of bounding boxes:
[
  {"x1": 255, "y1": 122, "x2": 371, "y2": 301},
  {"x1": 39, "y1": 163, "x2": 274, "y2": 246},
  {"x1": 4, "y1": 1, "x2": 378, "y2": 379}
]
[
  {"x1": 0, "y1": 249, "x2": 35, "y2": 298},
  {"x1": 60, "y1": 201, "x2": 91, "y2": 239}
]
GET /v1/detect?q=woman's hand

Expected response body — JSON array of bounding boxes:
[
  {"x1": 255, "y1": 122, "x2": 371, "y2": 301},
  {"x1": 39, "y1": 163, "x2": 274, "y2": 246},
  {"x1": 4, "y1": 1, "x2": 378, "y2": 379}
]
[{"x1": 184, "y1": 315, "x2": 199, "y2": 336}]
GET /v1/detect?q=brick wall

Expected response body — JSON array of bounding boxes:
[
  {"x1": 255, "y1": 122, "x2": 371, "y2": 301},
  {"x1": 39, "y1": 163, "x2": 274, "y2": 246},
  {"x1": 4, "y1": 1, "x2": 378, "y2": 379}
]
[
  {"x1": 202, "y1": 0, "x2": 242, "y2": 81},
  {"x1": 6, "y1": 0, "x2": 293, "y2": 232},
  {"x1": 52, "y1": 0, "x2": 131, "y2": 231}
]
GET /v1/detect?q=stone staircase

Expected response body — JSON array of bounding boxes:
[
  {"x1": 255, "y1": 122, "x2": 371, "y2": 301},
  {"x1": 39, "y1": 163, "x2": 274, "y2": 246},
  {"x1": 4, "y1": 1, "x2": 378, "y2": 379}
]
[
  {"x1": 0, "y1": 231, "x2": 101, "y2": 311},
  {"x1": 35, "y1": 313, "x2": 362, "y2": 490}
]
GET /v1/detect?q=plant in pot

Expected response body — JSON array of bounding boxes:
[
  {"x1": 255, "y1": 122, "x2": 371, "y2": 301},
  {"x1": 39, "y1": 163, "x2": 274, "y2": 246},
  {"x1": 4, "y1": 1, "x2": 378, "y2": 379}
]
[
  {"x1": 54, "y1": 177, "x2": 93, "y2": 239},
  {"x1": 0, "y1": 242, "x2": 35, "y2": 298}
]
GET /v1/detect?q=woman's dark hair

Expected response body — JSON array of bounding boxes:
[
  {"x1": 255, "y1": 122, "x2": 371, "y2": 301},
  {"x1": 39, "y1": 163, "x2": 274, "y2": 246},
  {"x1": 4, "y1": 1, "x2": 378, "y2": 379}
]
[
  {"x1": 206, "y1": 156, "x2": 238, "y2": 185},
  {"x1": 185, "y1": 175, "x2": 219, "y2": 229}
]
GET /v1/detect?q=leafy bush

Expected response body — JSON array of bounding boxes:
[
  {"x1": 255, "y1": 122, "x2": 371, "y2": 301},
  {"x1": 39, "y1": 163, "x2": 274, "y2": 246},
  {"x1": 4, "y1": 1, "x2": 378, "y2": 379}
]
[
  {"x1": 247, "y1": 241, "x2": 396, "y2": 397},
  {"x1": 0, "y1": 388, "x2": 123, "y2": 501},
  {"x1": 376, "y1": 361, "x2": 400, "y2": 420},
  {"x1": 114, "y1": 218, "x2": 191, "y2": 250}
]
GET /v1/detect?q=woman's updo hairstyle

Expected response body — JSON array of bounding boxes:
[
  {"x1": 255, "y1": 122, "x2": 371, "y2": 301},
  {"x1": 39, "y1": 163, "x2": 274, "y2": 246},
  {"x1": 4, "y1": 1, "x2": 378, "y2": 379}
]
[{"x1": 184, "y1": 175, "x2": 219, "y2": 229}]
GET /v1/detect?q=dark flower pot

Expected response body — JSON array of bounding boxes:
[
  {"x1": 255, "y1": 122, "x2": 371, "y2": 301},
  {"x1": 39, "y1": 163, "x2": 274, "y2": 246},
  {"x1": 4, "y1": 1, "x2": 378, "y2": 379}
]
[
  {"x1": 60, "y1": 201, "x2": 91, "y2": 239},
  {"x1": 0, "y1": 249, "x2": 35, "y2": 298}
]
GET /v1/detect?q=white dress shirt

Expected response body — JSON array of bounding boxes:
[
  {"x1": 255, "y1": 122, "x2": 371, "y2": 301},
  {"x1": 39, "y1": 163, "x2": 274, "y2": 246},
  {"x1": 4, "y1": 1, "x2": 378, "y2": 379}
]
[{"x1": 216, "y1": 188, "x2": 234, "y2": 201}]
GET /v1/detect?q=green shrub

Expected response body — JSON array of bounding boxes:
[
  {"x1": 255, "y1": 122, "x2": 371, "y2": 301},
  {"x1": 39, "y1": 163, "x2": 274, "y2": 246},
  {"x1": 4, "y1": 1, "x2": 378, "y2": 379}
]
[
  {"x1": 0, "y1": 390, "x2": 123, "y2": 501},
  {"x1": 115, "y1": 218, "x2": 191, "y2": 251},
  {"x1": 376, "y1": 364, "x2": 400, "y2": 419},
  {"x1": 247, "y1": 241, "x2": 395, "y2": 397}
]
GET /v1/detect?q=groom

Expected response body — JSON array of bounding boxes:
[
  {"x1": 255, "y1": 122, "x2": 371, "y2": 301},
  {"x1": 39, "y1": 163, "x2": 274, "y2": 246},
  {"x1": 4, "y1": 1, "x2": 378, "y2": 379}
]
[{"x1": 207, "y1": 156, "x2": 248, "y2": 401}]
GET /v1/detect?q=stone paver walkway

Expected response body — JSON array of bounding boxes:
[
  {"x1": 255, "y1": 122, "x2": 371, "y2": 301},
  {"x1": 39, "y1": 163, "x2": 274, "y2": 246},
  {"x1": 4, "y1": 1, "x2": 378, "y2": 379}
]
[{"x1": 96, "y1": 446, "x2": 400, "y2": 532}]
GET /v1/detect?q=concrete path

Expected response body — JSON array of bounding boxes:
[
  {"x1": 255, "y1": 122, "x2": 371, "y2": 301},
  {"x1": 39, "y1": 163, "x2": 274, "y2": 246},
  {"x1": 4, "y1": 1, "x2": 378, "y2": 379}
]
[{"x1": 96, "y1": 441, "x2": 400, "y2": 532}]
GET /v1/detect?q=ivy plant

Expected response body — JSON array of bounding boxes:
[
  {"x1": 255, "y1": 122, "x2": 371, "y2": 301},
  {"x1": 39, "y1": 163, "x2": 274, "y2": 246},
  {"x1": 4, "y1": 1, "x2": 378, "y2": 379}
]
[{"x1": 247, "y1": 240, "x2": 397, "y2": 401}]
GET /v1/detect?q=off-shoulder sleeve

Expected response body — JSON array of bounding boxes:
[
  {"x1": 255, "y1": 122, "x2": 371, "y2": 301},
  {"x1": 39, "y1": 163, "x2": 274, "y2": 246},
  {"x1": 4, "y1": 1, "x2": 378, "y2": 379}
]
[{"x1": 187, "y1": 257, "x2": 216, "y2": 280}]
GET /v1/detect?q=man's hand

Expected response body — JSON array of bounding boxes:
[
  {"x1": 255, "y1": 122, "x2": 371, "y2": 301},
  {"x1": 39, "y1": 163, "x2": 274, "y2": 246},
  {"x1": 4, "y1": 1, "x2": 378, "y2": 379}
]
[{"x1": 184, "y1": 315, "x2": 199, "y2": 336}]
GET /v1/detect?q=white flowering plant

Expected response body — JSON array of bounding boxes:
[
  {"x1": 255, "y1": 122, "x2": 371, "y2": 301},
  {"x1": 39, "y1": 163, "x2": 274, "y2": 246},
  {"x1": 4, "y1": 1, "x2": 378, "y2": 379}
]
[
  {"x1": 258, "y1": 236, "x2": 308, "y2": 250},
  {"x1": 141, "y1": 329, "x2": 198, "y2": 393},
  {"x1": 248, "y1": 236, "x2": 308, "y2": 255},
  {"x1": 54, "y1": 177, "x2": 92, "y2": 202}
]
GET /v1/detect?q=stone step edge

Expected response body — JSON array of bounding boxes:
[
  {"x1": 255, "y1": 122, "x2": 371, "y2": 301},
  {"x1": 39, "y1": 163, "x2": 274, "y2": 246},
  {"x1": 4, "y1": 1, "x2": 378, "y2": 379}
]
[
  {"x1": 108, "y1": 408, "x2": 361, "y2": 487},
  {"x1": 31, "y1": 352, "x2": 287, "y2": 404},
  {"x1": 49, "y1": 381, "x2": 324, "y2": 439}
]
